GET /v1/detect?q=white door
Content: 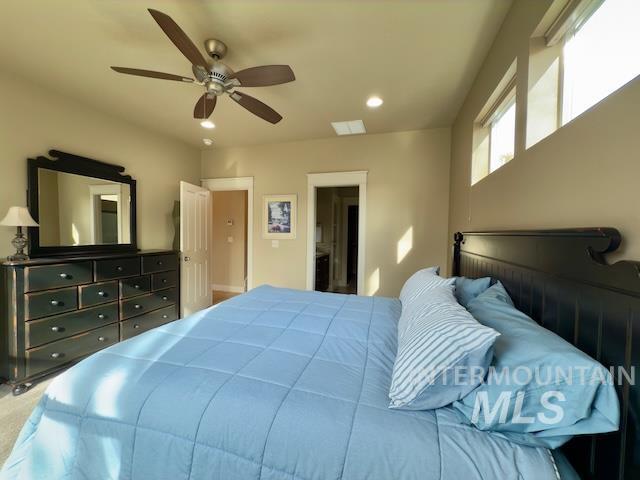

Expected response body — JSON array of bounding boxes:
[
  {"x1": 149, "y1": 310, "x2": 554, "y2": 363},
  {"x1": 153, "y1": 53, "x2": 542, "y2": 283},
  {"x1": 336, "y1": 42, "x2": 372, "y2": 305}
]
[{"x1": 180, "y1": 181, "x2": 211, "y2": 317}]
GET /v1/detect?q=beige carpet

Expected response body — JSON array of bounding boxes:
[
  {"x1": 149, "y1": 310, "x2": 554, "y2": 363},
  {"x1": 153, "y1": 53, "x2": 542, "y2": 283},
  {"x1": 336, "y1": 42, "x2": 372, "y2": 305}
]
[{"x1": 0, "y1": 379, "x2": 52, "y2": 466}]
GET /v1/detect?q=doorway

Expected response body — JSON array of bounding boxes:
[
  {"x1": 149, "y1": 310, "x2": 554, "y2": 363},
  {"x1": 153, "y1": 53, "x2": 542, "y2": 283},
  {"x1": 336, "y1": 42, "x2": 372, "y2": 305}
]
[
  {"x1": 306, "y1": 171, "x2": 367, "y2": 295},
  {"x1": 201, "y1": 176, "x2": 255, "y2": 296},
  {"x1": 211, "y1": 190, "x2": 248, "y2": 304},
  {"x1": 314, "y1": 186, "x2": 359, "y2": 294}
]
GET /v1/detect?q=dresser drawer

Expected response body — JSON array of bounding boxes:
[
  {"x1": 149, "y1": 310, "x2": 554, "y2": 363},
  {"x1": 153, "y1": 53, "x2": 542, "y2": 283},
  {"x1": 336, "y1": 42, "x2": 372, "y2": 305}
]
[
  {"x1": 79, "y1": 281, "x2": 118, "y2": 308},
  {"x1": 120, "y1": 275, "x2": 152, "y2": 299},
  {"x1": 95, "y1": 257, "x2": 140, "y2": 281},
  {"x1": 152, "y1": 270, "x2": 177, "y2": 290},
  {"x1": 25, "y1": 262, "x2": 92, "y2": 293},
  {"x1": 120, "y1": 305, "x2": 178, "y2": 340},
  {"x1": 142, "y1": 254, "x2": 177, "y2": 274},
  {"x1": 26, "y1": 302, "x2": 118, "y2": 349},
  {"x1": 25, "y1": 287, "x2": 78, "y2": 320},
  {"x1": 120, "y1": 288, "x2": 177, "y2": 320},
  {"x1": 25, "y1": 324, "x2": 119, "y2": 378}
]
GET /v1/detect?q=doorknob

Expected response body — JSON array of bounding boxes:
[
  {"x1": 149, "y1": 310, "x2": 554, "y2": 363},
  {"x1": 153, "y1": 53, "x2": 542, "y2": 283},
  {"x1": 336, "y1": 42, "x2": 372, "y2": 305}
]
[{"x1": 184, "y1": 256, "x2": 191, "y2": 262}]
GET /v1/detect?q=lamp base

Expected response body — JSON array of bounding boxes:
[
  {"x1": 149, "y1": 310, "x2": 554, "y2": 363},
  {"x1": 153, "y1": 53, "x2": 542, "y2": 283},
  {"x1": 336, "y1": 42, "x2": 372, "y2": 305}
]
[
  {"x1": 8, "y1": 227, "x2": 29, "y2": 261},
  {"x1": 7, "y1": 253, "x2": 29, "y2": 262}
]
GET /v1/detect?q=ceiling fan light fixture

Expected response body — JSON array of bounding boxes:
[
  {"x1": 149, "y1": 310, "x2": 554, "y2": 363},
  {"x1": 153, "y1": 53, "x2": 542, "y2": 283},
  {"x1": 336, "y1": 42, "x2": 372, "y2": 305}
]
[
  {"x1": 112, "y1": 9, "x2": 294, "y2": 125},
  {"x1": 366, "y1": 96, "x2": 383, "y2": 108}
]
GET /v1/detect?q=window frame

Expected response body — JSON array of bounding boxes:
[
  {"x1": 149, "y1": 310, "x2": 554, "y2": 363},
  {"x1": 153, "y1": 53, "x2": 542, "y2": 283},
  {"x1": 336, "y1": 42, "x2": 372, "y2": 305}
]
[{"x1": 557, "y1": 0, "x2": 635, "y2": 125}]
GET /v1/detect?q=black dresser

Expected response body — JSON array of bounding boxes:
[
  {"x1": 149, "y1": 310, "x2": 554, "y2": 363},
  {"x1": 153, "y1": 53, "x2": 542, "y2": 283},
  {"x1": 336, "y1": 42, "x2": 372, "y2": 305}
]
[{"x1": 0, "y1": 250, "x2": 179, "y2": 393}]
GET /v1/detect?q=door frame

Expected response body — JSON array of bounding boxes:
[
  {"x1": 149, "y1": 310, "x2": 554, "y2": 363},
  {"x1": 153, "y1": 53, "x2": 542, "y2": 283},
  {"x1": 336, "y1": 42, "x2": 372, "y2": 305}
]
[
  {"x1": 201, "y1": 176, "x2": 254, "y2": 291},
  {"x1": 306, "y1": 171, "x2": 367, "y2": 295},
  {"x1": 88, "y1": 183, "x2": 127, "y2": 244}
]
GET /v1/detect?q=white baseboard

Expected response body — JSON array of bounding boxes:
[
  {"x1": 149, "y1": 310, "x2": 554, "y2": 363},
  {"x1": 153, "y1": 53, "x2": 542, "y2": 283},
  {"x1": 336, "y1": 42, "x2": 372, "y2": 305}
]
[{"x1": 211, "y1": 284, "x2": 245, "y2": 293}]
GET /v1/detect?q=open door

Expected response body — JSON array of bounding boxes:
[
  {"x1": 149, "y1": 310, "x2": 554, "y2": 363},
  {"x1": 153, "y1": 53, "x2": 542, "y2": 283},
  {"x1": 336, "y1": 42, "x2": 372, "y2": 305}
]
[{"x1": 180, "y1": 181, "x2": 211, "y2": 317}]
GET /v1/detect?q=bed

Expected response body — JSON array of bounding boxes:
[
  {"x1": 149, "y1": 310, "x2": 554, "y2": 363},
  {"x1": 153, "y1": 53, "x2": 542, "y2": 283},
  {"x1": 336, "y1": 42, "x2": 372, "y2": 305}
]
[{"x1": 1, "y1": 228, "x2": 637, "y2": 479}]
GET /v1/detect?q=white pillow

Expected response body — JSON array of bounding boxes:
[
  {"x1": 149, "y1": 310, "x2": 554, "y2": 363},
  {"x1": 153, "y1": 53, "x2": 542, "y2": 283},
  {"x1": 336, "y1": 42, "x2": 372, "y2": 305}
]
[{"x1": 390, "y1": 284, "x2": 499, "y2": 410}]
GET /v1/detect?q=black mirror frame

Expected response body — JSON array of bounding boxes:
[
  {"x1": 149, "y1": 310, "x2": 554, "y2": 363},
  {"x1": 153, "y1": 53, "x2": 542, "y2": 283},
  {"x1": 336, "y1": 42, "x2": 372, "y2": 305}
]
[{"x1": 27, "y1": 150, "x2": 138, "y2": 258}]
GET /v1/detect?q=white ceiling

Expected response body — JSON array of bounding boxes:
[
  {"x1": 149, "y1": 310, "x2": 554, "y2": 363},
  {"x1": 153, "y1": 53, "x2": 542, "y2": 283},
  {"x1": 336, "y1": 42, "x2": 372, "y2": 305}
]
[{"x1": 0, "y1": 0, "x2": 512, "y2": 148}]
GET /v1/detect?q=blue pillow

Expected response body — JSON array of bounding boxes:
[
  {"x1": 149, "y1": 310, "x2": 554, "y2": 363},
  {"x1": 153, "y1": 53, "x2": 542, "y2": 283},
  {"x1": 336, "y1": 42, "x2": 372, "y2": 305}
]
[
  {"x1": 453, "y1": 282, "x2": 619, "y2": 448},
  {"x1": 454, "y1": 276, "x2": 492, "y2": 307},
  {"x1": 390, "y1": 284, "x2": 499, "y2": 410}
]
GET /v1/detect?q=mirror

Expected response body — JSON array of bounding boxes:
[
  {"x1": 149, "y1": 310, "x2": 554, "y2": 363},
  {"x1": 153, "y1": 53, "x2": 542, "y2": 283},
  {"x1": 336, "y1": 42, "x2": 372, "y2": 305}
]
[
  {"x1": 38, "y1": 169, "x2": 131, "y2": 247},
  {"x1": 28, "y1": 150, "x2": 137, "y2": 257}
]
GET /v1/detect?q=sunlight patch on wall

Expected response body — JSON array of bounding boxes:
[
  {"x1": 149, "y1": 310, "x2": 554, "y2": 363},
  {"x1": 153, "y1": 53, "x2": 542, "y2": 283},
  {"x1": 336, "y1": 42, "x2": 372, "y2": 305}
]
[
  {"x1": 72, "y1": 224, "x2": 80, "y2": 245},
  {"x1": 397, "y1": 226, "x2": 413, "y2": 264},
  {"x1": 368, "y1": 268, "x2": 380, "y2": 296}
]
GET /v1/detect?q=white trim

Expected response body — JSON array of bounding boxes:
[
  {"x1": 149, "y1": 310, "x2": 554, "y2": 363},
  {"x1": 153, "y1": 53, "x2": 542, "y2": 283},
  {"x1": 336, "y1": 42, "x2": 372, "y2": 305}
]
[
  {"x1": 306, "y1": 171, "x2": 367, "y2": 295},
  {"x1": 202, "y1": 176, "x2": 253, "y2": 191},
  {"x1": 211, "y1": 283, "x2": 245, "y2": 293},
  {"x1": 201, "y1": 177, "x2": 254, "y2": 291}
]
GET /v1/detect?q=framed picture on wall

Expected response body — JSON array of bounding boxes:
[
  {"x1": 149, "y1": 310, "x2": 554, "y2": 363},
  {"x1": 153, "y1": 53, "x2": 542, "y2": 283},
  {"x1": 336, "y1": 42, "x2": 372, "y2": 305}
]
[{"x1": 263, "y1": 194, "x2": 297, "y2": 239}]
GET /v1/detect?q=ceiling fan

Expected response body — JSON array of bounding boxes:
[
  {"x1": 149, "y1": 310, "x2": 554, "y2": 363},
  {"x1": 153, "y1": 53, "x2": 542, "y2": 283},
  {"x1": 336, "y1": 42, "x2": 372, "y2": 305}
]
[{"x1": 111, "y1": 9, "x2": 295, "y2": 124}]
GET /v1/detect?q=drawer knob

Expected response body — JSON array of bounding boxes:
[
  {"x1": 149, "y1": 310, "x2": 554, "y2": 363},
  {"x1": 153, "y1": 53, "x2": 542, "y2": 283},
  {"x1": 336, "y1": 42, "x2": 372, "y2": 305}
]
[
  {"x1": 51, "y1": 326, "x2": 63, "y2": 333},
  {"x1": 162, "y1": 296, "x2": 168, "y2": 301},
  {"x1": 134, "y1": 304, "x2": 142, "y2": 309},
  {"x1": 162, "y1": 279, "x2": 167, "y2": 284},
  {"x1": 59, "y1": 273, "x2": 70, "y2": 279},
  {"x1": 116, "y1": 266, "x2": 124, "y2": 272},
  {"x1": 162, "y1": 314, "x2": 168, "y2": 319},
  {"x1": 98, "y1": 291, "x2": 107, "y2": 297},
  {"x1": 50, "y1": 300, "x2": 63, "y2": 306},
  {"x1": 134, "y1": 284, "x2": 141, "y2": 289},
  {"x1": 97, "y1": 314, "x2": 106, "y2": 320},
  {"x1": 134, "y1": 324, "x2": 140, "y2": 329},
  {"x1": 50, "y1": 352, "x2": 63, "y2": 359},
  {"x1": 98, "y1": 336, "x2": 106, "y2": 342},
  {"x1": 157, "y1": 261, "x2": 163, "y2": 266}
]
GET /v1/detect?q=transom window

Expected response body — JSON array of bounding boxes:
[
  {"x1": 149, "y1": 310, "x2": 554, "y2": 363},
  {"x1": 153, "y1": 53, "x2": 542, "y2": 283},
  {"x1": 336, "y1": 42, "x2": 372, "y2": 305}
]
[
  {"x1": 562, "y1": 0, "x2": 640, "y2": 123},
  {"x1": 489, "y1": 94, "x2": 516, "y2": 173},
  {"x1": 527, "y1": 0, "x2": 640, "y2": 148}
]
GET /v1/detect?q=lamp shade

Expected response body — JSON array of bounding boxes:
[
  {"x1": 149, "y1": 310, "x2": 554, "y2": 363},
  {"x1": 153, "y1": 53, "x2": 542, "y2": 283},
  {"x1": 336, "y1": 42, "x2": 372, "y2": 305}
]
[{"x1": 0, "y1": 206, "x2": 39, "y2": 227}]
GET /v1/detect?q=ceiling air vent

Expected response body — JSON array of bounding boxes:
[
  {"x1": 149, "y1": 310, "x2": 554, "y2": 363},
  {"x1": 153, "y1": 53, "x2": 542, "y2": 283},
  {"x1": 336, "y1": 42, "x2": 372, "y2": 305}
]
[{"x1": 331, "y1": 120, "x2": 366, "y2": 136}]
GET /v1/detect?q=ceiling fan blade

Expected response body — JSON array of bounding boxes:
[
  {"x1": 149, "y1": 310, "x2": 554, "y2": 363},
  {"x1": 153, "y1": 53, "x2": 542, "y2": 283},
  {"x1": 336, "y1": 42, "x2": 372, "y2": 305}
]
[
  {"x1": 229, "y1": 91, "x2": 282, "y2": 124},
  {"x1": 193, "y1": 94, "x2": 217, "y2": 119},
  {"x1": 148, "y1": 9, "x2": 208, "y2": 68},
  {"x1": 111, "y1": 67, "x2": 194, "y2": 82},
  {"x1": 229, "y1": 65, "x2": 295, "y2": 87}
]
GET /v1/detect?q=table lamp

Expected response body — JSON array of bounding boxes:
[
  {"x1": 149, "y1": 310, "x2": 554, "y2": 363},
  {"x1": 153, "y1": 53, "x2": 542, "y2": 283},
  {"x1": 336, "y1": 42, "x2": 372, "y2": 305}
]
[{"x1": 0, "y1": 206, "x2": 39, "y2": 261}]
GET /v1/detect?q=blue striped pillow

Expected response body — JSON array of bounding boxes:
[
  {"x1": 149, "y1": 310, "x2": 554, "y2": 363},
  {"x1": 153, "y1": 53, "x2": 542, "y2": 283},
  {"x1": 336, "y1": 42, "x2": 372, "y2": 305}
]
[
  {"x1": 399, "y1": 267, "x2": 454, "y2": 308},
  {"x1": 389, "y1": 284, "x2": 499, "y2": 410}
]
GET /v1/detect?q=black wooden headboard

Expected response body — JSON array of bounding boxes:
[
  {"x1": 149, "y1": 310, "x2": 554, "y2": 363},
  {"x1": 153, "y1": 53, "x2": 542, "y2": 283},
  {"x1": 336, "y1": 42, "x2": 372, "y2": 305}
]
[{"x1": 452, "y1": 228, "x2": 638, "y2": 480}]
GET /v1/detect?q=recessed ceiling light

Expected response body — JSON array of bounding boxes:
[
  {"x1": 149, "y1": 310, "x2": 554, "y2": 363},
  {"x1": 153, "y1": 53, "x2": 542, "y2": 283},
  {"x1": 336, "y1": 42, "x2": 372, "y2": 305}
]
[
  {"x1": 366, "y1": 96, "x2": 383, "y2": 108},
  {"x1": 200, "y1": 120, "x2": 215, "y2": 129},
  {"x1": 331, "y1": 120, "x2": 366, "y2": 136},
  {"x1": 202, "y1": 138, "x2": 213, "y2": 146}
]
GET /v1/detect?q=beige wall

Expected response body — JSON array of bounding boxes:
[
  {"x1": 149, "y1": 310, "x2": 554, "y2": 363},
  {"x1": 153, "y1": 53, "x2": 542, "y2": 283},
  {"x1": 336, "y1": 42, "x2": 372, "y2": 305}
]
[
  {"x1": 0, "y1": 71, "x2": 200, "y2": 257},
  {"x1": 56, "y1": 174, "x2": 114, "y2": 246},
  {"x1": 212, "y1": 190, "x2": 247, "y2": 290},
  {"x1": 37, "y1": 169, "x2": 61, "y2": 246},
  {"x1": 202, "y1": 128, "x2": 451, "y2": 297},
  {"x1": 449, "y1": 0, "x2": 640, "y2": 264}
]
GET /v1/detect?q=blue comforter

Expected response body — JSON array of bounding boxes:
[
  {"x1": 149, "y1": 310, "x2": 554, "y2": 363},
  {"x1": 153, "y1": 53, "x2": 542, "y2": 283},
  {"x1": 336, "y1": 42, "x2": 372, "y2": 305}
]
[{"x1": 1, "y1": 286, "x2": 560, "y2": 479}]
